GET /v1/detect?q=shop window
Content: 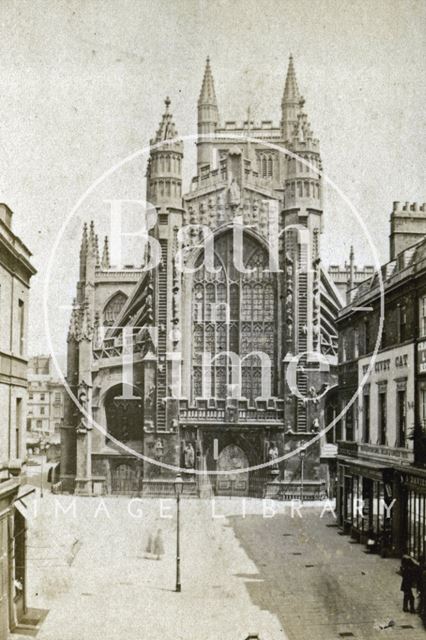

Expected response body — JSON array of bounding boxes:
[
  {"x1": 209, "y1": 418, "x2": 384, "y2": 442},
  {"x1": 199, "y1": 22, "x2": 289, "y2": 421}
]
[
  {"x1": 353, "y1": 328, "x2": 359, "y2": 359},
  {"x1": 378, "y1": 390, "x2": 387, "y2": 445},
  {"x1": 420, "y1": 295, "x2": 426, "y2": 337},
  {"x1": 421, "y1": 388, "x2": 426, "y2": 429},
  {"x1": 345, "y1": 405, "x2": 354, "y2": 441},
  {"x1": 397, "y1": 387, "x2": 407, "y2": 447},
  {"x1": 363, "y1": 393, "x2": 370, "y2": 443}
]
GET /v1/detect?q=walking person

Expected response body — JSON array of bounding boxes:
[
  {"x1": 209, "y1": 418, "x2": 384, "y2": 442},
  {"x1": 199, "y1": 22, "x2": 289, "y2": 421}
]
[
  {"x1": 153, "y1": 528, "x2": 164, "y2": 561},
  {"x1": 401, "y1": 556, "x2": 417, "y2": 613},
  {"x1": 144, "y1": 531, "x2": 154, "y2": 559}
]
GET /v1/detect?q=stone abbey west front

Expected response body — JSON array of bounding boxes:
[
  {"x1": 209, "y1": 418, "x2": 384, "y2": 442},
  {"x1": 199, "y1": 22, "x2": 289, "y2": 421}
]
[{"x1": 60, "y1": 57, "x2": 342, "y2": 497}]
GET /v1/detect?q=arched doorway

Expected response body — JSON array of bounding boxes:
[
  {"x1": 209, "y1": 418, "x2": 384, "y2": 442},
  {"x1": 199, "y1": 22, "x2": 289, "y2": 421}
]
[
  {"x1": 104, "y1": 384, "x2": 143, "y2": 448},
  {"x1": 216, "y1": 444, "x2": 249, "y2": 496},
  {"x1": 111, "y1": 463, "x2": 139, "y2": 494}
]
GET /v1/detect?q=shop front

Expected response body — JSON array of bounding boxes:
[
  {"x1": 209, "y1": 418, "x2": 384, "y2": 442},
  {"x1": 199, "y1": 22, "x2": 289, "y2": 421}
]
[
  {"x1": 399, "y1": 468, "x2": 426, "y2": 561},
  {"x1": 338, "y1": 458, "x2": 394, "y2": 553}
]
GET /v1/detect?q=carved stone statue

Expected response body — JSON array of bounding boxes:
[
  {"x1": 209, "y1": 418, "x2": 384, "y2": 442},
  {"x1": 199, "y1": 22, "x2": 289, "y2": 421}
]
[
  {"x1": 268, "y1": 442, "x2": 279, "y2": 469},
  {"x1": 184, "y1": 443, "x2": 195, "y2": 469},
  {"x1": 154, "y1": 439, "x2": 164, "y2": 461},
  {"x1": 228, "y1": 178, "x2": 241, "y2": 207},
  {"x1": 145, "y1": 384, "x2": 155, "y2": 410},
  {"x1": 76, "y1": 380, "x2": 92, "y2": 434}
]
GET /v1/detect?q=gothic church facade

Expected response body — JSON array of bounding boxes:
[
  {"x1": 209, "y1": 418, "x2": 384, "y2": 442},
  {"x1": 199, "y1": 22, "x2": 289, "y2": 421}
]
[{"x1": 60, "y1": 57, "x2": 341, "y2": 496}]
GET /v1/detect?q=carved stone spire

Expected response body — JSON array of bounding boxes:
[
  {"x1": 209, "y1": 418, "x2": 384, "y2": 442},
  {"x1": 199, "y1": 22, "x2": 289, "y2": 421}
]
[
  {"x1": 101, "y1": 236, "x2": 110, "y2": 269},
  {"x1": 198, "y1": 56, "x2": 218, "y2": 108},
  {"x1": 94, "y1": 234, "x2": 100, "y2": 267},
  {"x1": 152, "y1": 97, "x2": 178, "y2": 143},
  {"x1": 281, "y1": 55, "x2": 301, "y2": 142},
  {"x1": 67, "y1": 299, "x2": 79, "y2": 342},
  {"x1": 282, "y1": 54, "x2": 300, "y2": 104},
  {"x1": 79, "y1": 223, "x2": 88, "y2": 281},
  {"x1": 197, "y1": 56, "x2": 219, "y2": 169}
]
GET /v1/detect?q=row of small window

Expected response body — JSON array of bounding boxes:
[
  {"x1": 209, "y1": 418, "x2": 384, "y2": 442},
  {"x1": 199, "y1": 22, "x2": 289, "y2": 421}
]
[
  {"x1": 341, "y1": 307, "x2": 408, "y2": 361},
  {"x1": 28, "y1": 392, "x2": 62, "y2": 402},
  {"x1": 149, "y1": 180, "x2": 181, "y2": 198},
  {"x1": 287, "y1": 156, "x2": 319, "y2": 174},
  {"x1": 286, "y1": 180, "x2": 320, "y2": 200},
  {"x1": 150, "y1": 154, "x2": 182, "y2": 174},
  {"x1": 28, "y1": 407, "x2": 48, "y2": 415},
  {"x1": 359, "y1": 387, "x2": 407, "y2": 448},
  {"x1": 27, "y1": 418, "x2": 61, "y2": 431}
]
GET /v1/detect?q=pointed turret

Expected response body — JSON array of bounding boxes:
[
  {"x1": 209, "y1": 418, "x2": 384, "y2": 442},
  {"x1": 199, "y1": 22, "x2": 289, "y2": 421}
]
[
  {"x1": 282, "y1": 55, "x2": 300, "y2": 103},
  {"x1": 79, "y1": 223, "x2": 88, "y2": 281},
  {"x1": 198, "y1": 56, "x2": 218, "y2": 109},
  {"x1": 152, "y1": 96, "x2": 178, "y2": 143},
  {"x1": 94, "y1": 234, "x2": 100, "y2": 268},
  {"x1": 147, "y1": 98, "x2": 183, "y2": 210},
  {"x1": 67, "y1": 299, "x2": 79, "y2": 342},
  {"x1": 101, "y1": 236, "x2": 110, "y2": 270},
  {"x1": 281, "y1": 55, "x2": 301, "y2": 142},
  {"x1": 197, "y1": 57, "x2": 219, "y2": 170},
  {"x1": 346, "y1": 246, "x2": 355, "y2": 304}
]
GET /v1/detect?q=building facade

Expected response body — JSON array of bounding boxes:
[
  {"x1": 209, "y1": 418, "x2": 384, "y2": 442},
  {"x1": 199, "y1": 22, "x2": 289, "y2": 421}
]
[
  {"x1": 26, "y1": 355, "x2": 65, "y2": 452},
  {"x1": 61, "y1": 57, "x2": 344, "y2": 497},
  {"x1": 336, "y1": 202, "x2": 426, "y2": 560},
  {"x1": 0, "y1": 203, "x2": 36, "y2": 636}
]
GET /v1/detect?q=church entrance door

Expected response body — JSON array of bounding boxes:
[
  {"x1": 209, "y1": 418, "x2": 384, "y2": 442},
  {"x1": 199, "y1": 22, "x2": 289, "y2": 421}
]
[
  {"x1": 216, "y1": 445, "x2": 249, "y2": 496},
  {"x1": 111, "y1": 463, "x2": 140, "y2": 494}
]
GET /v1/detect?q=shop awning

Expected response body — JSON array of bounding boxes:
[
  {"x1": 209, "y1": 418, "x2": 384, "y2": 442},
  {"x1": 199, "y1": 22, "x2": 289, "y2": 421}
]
[{"x1": 339, "y1": 456, "x2": 391, "y2": 481}]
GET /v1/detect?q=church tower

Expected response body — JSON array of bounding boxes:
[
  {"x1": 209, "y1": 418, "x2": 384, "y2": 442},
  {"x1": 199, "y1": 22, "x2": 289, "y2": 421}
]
[
  {"x1": 147, "y1": 97, "x2": 183, "y2": 210},
  {"x1": 280, "y1": 56, "x2": 325, "y2": 435},
  {"x1": 144, "y1": 98, "x2": 184, "y2": 473}
]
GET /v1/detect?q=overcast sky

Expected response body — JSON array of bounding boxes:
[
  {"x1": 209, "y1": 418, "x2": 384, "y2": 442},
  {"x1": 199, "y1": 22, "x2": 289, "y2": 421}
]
[{"x1": 0, "y1": 0, "x2": 424, "y2": 359}]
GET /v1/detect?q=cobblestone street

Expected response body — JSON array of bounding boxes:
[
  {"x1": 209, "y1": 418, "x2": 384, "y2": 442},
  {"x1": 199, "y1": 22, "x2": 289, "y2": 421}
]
[{"x1": 12, "y1": 495, "x2": 426, "y2": 640}]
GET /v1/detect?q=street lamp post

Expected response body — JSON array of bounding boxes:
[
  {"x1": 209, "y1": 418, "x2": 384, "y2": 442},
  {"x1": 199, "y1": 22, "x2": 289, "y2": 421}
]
[
  {"x1": 300, "y1": 449, "x2": 306, "y2": 504},
  {"x1": 174, "y1": 473, "x2": 183, "y2": 593}
]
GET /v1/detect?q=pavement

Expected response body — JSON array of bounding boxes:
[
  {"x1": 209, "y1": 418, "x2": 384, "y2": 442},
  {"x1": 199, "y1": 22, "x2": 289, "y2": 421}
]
[{"x1": 11, "y1": 494, "x2": 426, "y2": 640}]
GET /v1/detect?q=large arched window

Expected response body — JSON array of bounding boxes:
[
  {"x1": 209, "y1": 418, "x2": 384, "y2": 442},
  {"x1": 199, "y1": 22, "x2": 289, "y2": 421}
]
[
  {"x1": 103, "y1": 292, "x2": 128, "y2": 327},
  {"x1": 191, "y1": 232, "x2": 276, "y2": 404}
]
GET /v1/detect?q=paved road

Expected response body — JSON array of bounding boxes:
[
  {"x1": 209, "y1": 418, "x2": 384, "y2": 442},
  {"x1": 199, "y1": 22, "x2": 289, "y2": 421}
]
[
  {"x1": 229, "y1": 505, "x2": 426, "y2": 640},
  {"x1": 18, "y1": 496, "x2": 287, "y2": 640},
  {"x1": 11, "y1": 496, "x2": 426, "y2": 640}
]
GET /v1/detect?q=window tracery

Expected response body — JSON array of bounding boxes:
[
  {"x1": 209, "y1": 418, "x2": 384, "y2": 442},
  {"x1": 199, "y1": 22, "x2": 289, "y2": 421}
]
[
  {"x1": 191, "y1": 232, "x2": 276, "y2": 404},
  {"x1": 103, "y1": 292, "x2": 128, "y2": 327}
]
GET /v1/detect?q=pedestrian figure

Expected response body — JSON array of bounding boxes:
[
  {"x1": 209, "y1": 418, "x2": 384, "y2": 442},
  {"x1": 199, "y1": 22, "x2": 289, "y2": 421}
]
[
  {"x1": 401, "y1": 556, "x2": 418, "y2": 613},
  {"x1": 144, "y1": 532, "x2": 154, "y2": 558},
  {"x1": 153, "y1": 528, "x2": 164, "y2": 561}
]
